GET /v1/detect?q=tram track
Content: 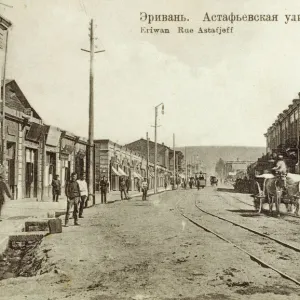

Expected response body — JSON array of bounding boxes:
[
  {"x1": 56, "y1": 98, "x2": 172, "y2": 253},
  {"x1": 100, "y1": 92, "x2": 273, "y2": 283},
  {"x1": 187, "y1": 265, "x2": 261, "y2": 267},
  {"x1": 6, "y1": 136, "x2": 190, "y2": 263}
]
[
  {"x1": 175, "y1": 191, "x2": 300, "y2": 287},
  {"x1": 218, "y1": 191, "x2": 300, "y2": 222}
]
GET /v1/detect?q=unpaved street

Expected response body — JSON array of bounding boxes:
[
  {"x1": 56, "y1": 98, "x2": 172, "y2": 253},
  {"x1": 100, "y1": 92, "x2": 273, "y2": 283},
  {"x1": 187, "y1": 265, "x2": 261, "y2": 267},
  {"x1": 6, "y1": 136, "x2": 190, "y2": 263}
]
[{"x1": 1, "y1": 187, "x2": 300, "y2": 300}]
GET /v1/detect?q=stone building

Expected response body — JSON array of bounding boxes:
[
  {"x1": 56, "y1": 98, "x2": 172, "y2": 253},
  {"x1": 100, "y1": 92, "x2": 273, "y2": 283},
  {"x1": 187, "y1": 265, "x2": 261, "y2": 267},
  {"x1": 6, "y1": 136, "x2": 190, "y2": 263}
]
[
  {"x1": 125, "y1": 138, "x2": 182, "y2": 184},
  {"x1": 94, "y1": 139, "x2": 147, "y2": 192},
  {"x1": 264, "y1": 97, "x2": 300, "y2": 173},
  {"x1": 1, "y1": 79, "x2": 88, "y2": 200}
]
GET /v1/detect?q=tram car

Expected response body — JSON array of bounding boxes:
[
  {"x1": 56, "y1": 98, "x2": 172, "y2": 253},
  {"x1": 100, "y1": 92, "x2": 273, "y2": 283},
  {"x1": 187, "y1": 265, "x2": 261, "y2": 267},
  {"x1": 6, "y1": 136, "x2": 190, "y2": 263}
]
[
  {"x1": 210, "y1": 176, "x2": 218, "y2": 186},
  {"x1": 195, "y1": 172, "x2": 207, "y2": 188}
]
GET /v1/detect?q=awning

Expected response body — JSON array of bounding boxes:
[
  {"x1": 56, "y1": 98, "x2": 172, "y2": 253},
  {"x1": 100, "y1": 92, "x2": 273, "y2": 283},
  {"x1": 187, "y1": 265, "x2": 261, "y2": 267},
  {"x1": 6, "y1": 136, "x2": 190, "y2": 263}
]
[
  {"x1": 118, "y1": 168, "x2": 128, "y2": 177},
  {"x1": 76, "y1": 148, "x2": 86, "y2": 159},
  {"x1": 112, "y1": 166, "x2": 121, "y2": 176},
  {"x1": 46, "y1": 126, "x2": 61, "y2": 147},
  {"x1": 133, "y1": 171, "x2": 143, "y2": 179},
  {"x1": 61, "y1": 144, "x2": 74, "y2": 155},
  {"x1": 26, "y1": 123, "x2": 44, "y2": 142}
]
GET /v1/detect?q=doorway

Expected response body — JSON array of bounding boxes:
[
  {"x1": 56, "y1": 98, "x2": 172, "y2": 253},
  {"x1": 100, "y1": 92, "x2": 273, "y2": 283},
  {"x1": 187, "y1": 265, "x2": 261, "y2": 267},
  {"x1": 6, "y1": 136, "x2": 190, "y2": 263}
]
[{"x1": 25, "y1": 148, "x2": 38, "y2": 198}]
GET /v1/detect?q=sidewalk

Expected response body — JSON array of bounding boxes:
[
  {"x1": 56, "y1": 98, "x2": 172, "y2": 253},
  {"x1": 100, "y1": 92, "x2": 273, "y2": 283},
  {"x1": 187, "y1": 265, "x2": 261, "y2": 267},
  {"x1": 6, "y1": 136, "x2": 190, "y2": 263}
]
[{"x1": 0, "y1": 186, "x2": 170, "y2": 255}]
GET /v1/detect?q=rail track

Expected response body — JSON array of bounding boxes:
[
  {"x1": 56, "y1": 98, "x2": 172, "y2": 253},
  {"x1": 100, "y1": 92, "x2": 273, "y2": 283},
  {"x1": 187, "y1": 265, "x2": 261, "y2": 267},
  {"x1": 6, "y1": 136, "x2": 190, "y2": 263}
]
[
  {"x1": 222, "y1": 192, "x2": 300, "y2": 221},
  {"x1": 175, "y1": 192, "x2": 300, "y2": 287}
]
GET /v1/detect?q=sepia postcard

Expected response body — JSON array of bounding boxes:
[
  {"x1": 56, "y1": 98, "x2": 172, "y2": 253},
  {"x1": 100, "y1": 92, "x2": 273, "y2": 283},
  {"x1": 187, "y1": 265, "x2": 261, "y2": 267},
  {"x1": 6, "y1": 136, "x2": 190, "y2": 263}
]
[{"x1": 0, "y1": 1, "x2": 300, "y2": 300}]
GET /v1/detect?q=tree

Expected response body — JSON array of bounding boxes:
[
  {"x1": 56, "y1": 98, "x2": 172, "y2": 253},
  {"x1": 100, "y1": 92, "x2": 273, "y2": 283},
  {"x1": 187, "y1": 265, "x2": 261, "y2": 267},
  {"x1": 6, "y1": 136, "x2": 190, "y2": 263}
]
[{"x1": 215, "y1": 158, "x2": 225, "y2": 179}]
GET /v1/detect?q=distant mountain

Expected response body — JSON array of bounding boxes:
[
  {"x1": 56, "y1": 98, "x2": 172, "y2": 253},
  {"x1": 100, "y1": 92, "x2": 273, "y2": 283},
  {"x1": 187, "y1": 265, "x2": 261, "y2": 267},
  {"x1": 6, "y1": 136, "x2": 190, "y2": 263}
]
[{"x1": 176, "y1": 146, "x2": 265, "y2": 175}]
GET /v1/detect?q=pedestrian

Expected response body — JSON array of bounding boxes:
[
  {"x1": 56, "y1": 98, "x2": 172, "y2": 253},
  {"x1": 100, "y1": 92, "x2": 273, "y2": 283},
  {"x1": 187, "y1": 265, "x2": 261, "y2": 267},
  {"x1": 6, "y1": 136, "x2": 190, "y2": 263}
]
[
  {"x1": 51, "y1": 174, "x2": 61, "y2": 202},
  {"x1": 65, "y1": 172, "x2": 81, "y2": 227},
  {"x1": 141, "y1": 177, "x2": 148, "y2": 201},
  {"x1": 120, "y1": 177, "x2": 128, "y2": 200},
  {"x1": 196, "y1": 178, "x2": 200, "y2": 191},
  {"x1": 100, "y1": 175, "x2": 109, "y2": 204},
  {"x1": 125, "y1": 177, "x2": 130, "y2": 194},
  {"x1": 77, "y1": 173, "x2": 88, "y2": 218},
  {"x1": 164, "y1": 180, "x2": 167, "y2": 190},
  {"x1": 0, "y1": 175, "x2": 12, "y2": 219},
  {"x1": 136, "y1": 178, "x2": 141, "y2": 192}
]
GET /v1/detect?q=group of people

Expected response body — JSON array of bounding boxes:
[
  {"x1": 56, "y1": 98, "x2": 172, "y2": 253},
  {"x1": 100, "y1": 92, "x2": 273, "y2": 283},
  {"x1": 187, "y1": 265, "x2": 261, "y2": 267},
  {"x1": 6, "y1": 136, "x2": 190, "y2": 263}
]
[
  {"x1": 51, "y1": 172, "x2": 110, "y2": 227},
  {"x1": 121, "y1": 177, "x2": 149, "y2": 201}
]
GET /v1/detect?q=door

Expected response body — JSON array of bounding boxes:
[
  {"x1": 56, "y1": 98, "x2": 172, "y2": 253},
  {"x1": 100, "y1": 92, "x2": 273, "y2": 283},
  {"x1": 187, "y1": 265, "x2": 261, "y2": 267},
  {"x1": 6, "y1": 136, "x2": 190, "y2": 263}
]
[
  {"x1": 25, "y1": 162, "x2": 33, "y2": 198},
  {"x1": 7, "y1": 142, "x2": 15, "y2": 199},
  {"x1": 25, "y1": 148, "x2": 38, "y2": 198}
]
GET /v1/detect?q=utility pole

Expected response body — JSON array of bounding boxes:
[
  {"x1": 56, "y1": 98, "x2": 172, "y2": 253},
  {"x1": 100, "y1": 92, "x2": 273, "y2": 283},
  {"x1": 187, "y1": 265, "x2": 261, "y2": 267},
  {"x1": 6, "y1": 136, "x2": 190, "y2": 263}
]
[
  {"x1": 173, "y1": 133, "x2": 175, "y2": 188},
  {"x1": 81, "y1": 19, "x2": 105, "y2": 205},
  {"x1": 185, "y1": 147, "x2": 187, "y2": 182},
  {"x1": 154, "y1": 103, "x2": 164, "y2": 193},
  {"x1": 1, "y1": 26, "x2": 10, "y2": 179},
  {"x1": 146, "y1": 132, "x2": 149, "y2": 183}
]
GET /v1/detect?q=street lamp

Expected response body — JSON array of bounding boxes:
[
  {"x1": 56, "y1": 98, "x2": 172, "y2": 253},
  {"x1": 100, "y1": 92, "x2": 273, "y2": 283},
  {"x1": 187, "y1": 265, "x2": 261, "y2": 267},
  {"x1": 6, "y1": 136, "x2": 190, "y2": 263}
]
[{"x1": 154, "y1": 103, "x2": 164, "y2": 194}]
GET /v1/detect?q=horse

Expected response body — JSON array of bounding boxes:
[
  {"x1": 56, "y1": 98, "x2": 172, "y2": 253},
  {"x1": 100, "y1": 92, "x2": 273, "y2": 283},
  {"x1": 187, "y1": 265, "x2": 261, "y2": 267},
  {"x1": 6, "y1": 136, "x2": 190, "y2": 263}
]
[
  {"x1": 264, "y1": 177, "x2": 283, "y2": 217},
  {"x1": 254, "y1": 173, "x2": 300, "y2": 216}
]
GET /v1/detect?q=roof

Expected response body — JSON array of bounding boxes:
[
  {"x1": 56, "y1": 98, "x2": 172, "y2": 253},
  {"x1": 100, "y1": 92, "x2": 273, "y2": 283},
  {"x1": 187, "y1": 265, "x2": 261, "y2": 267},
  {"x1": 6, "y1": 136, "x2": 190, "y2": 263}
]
[
  {"x1": 2, "y1": 79, "x2": 42, "y2": 120},
  {"x1": 0, "y1": 14, "x2": 12, "y2": 29}
]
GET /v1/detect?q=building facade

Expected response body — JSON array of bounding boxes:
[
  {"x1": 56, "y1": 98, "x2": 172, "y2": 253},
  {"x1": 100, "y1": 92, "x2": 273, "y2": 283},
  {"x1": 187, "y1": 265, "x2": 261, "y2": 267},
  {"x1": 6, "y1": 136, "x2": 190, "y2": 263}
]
[
  {"x1": 125, "y1": 138, "x2": 183, "y2": 174},
  {"x1": 264, "y1": 97, "x2": 300, "y2": 173},
  {"x1": 94, "y1": 139, "x2": 171, "y2": 192},
  {"x1": 0, "y1": 80, "x2": 88, "y2": 200}
]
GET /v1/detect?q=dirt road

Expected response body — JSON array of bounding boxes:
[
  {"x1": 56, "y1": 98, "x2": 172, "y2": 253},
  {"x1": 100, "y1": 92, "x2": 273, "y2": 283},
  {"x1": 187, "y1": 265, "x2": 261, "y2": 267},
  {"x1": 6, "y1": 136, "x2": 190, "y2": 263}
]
[{"x1": 0, "y1": 187, "x2": 300, "y2": 300}]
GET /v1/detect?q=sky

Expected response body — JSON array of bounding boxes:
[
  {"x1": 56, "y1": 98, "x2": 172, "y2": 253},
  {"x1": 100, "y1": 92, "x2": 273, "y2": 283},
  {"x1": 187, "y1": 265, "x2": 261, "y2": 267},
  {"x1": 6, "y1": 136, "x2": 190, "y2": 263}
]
[{"x1": 2, "y1": 0, "x2": 300, "y2": 147}]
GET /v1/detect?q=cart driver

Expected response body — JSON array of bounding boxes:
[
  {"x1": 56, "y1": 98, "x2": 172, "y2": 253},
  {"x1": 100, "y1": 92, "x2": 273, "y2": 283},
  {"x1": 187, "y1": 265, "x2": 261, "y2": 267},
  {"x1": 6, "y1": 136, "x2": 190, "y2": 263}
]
[{"x1": 272, "y1": 154, "x2": 287, "y2": 188}]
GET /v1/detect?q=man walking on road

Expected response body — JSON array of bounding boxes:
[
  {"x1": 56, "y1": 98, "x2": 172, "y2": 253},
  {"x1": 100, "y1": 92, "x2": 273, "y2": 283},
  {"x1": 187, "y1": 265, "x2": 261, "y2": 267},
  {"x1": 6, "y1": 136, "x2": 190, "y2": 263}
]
[
  {"x1": 77, "y1": 173, "x2": 88, "y2": 218},
  {"x1": 141, "y1": 177, "x2": 148, "y2": 201},
  {"x1": 0, "y1": 175, "x2": 12, "y2": 220},
  {"x1": 100, "y1": 175, "x2": 109, "y2": 204},
  {"x1": 65, "y1": 172, "x2": 81, "y2": 227}
]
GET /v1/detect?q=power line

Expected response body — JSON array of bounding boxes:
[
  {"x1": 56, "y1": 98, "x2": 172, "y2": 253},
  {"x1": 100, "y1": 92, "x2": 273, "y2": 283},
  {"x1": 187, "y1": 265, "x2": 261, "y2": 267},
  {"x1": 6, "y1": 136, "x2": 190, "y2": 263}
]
[{"x1": 0, "y1": 3, "x2": 13, "y2": 8}]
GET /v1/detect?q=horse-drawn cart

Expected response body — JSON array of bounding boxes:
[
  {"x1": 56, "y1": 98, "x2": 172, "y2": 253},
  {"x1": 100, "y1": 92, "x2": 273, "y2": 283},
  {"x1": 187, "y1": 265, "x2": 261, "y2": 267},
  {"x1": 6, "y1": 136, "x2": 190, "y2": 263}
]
[{"x1": 252, "y1": 173, "x2": 300, "y2": 216}]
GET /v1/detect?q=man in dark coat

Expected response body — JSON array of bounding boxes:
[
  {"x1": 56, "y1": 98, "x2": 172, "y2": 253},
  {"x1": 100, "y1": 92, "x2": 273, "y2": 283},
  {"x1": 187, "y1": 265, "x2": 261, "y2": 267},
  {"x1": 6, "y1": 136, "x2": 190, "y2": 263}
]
[
  {"x1": 51, "y1": 174, "x2": 61, "y2": 202},
  {"x1": 125, "y1": 177, "x2": 130, "y2": 194},
  {"x1": 65, "y1": 172, "x2": 81, "y2": 227},
  {"x1": 100, "y1": 176, "x2": 109, "y2": 204},
  {"x1": 0, "y1": 175, "x2": 12, "y2": 219},
  {"x1": 120, "y1": 177, "x2": 128, "y2": 200}
]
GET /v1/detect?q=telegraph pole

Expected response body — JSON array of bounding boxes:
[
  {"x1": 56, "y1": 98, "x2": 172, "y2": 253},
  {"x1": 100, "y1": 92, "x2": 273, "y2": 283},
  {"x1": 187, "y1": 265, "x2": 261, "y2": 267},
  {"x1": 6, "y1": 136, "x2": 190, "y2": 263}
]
[
  {"x1": 185, "y1": 147, "x2": 187, "y2": 182},
  {"x1": 1, "y1": 25, "x2": 10, "y2": 178},
  {"x1": 173, "y1": 133, "x2": 175, "y2": 188},
  {"x1": 154, "y1": 108, "x2": 157, "y2": 193},
  {"x1": 81, "y1": 19, "x2": 105, "y2": 205},
  {"x1": 153, "y1": 103, "x2": 164, "y2": 193},
  {"x1": 146, "y1": 132, "x2": 149, "y2": 183}
]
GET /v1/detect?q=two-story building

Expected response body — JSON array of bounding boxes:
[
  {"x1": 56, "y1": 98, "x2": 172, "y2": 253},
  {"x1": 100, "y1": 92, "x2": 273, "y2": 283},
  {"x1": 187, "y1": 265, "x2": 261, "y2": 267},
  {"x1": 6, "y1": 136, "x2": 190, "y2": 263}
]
[
  {"x1": 1, "y1": 79, "x2": 88, "y2": 200},
  {"x1": 264, "y1": 95, "x2": 300, "y2": 173}
]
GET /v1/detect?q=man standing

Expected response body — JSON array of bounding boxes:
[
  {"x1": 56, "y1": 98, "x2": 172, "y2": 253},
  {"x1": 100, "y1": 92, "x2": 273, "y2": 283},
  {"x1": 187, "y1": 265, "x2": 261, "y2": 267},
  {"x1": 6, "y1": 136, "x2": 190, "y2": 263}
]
[
  {"x1": 100, "y1": 175, "x2": 109, "y2": 204},
  {"x1": 0, "y1": 175, "x2": 12, "y2": 219},
  {"x1": 77, "y1": 173, "x2": 88, "y2": 218},
  {"x1": 136, "y1": 178, "x2": 141, "y2": 192},
  {"x1": 51, "y1": 174, "x2": 61, "y2": 202},
  {"x1": 141, "y1": 177, "x2": 148, "y2": 201},
  {"x1": 120, "y1": 177, "x2": 128, "y2": 200},
  {"x1": 65, "y1": 172, "x2": 81, "y2": 227},
  {"x1": 125, "y1": 177, "x2": 130, "y2": 194}
]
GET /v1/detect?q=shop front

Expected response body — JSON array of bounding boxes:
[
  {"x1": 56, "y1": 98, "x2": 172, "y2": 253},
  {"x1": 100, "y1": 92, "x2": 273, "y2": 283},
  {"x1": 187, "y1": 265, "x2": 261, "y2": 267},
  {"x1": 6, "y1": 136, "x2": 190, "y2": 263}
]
[
  {"x1": 60, "y1": 137, "x2": 75, "y2": 187},
  {"x1": 24, "y1": 122, "x2": 44, "y2": 198},
  {"x1": 6, "y1": 119, "x2": 19, "y2": 199}
]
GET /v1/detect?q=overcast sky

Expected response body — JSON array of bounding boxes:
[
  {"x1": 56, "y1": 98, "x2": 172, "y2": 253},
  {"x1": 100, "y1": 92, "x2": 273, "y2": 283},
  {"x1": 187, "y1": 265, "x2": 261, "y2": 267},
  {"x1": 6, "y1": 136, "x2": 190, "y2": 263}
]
[{"x1": 2, "y1": 0, "x2": 300, "y2": 147}]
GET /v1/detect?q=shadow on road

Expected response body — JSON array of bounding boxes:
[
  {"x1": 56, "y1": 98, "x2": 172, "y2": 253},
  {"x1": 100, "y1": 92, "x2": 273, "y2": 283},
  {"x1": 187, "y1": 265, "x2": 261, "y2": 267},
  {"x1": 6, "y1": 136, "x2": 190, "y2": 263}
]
[
  {"x1": 227, "y1": 209, "x2": 262, "y2": 218},
  {"x1": 217, "y1": 188, "x2": 238, "y2": 193}
]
